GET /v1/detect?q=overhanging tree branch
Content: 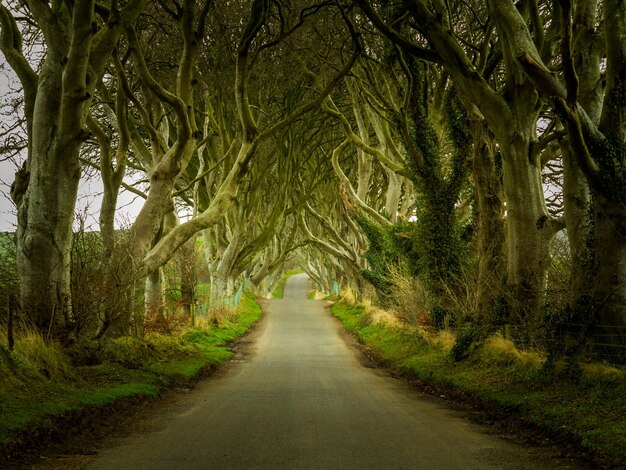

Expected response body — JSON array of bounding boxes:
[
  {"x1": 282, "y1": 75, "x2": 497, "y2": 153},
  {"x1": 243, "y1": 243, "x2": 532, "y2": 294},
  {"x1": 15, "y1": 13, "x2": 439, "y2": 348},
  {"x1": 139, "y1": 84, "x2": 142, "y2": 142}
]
[{"x1": 355, "y1": 0, "x2": 441, "y2": 64}]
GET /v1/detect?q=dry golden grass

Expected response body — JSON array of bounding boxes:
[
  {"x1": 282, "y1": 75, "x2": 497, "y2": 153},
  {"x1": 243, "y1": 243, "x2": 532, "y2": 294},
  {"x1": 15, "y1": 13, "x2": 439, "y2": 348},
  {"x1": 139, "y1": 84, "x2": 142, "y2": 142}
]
[
  {"x1": 206, "y1": 303, "x2": 241, "y2": 326},
  {"x1": 341, "y1": 286, "x2": 358, "y2": 306},
  {"x1": 340, "y1": 287, "x2": 455, "y2": 347},
  {"x1": 365, "y1": 304, "x2": 402, "y2": 328},
  {"x1": 387, "y1": 268, "x2": 429, "y2": 325},
  {"x1": 478, "y1": 334, "x2": 544, "y2": 371},
  {"x1": 340, "y1": 285, "x2": 625, "y2": 383},
  {"x1": 193, "y1": 316, "x2": 212, "y2": 329},
  {"x1": 579, "y1": 362, "x2": 625, "y2": 384},
  {"x1": 0, "y1": 326, "x2": 71, "y2": 380},
  {"x1": 431, "y1": 330, "x2": 456, "y2": 352}
]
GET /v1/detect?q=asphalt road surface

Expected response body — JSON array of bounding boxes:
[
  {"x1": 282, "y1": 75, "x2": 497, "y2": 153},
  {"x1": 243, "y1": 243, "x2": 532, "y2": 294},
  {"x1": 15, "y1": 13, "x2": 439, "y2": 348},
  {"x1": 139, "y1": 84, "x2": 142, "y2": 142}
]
[{"x1": 89, "y1": 274, "x2": 579, "y2": 469}]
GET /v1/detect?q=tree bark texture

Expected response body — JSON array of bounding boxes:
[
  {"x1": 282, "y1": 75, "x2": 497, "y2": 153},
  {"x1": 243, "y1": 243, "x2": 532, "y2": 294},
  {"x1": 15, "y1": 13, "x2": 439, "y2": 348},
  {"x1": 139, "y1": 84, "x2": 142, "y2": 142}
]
[
  {"x1": 144, "y1": 268, "x2": 165, "y2": 326},
  {"x1": 471, "y1": 123, "x2": 506, "y2": 322},
  {"x1": 592, "y1": 196, "x2": 626, "y2": 337},
  {"x1": 15, "y1": 34, "x2": 84, "y2": 337},
  {"x1": 500, "y1": 136, "x2": 554, "y2": 329},
  {"x1": 1, "y1": 0, "x2": 146, "y2": 337}
]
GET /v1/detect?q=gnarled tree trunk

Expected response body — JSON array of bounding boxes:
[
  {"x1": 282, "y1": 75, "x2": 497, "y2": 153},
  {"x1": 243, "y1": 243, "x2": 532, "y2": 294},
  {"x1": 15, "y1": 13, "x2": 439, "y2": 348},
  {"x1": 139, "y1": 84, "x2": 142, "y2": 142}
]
[
  {"x1": 1, "y1": 0, "x2": 146, "y2": 339},
  {"x1": 471, "y1": 122, "x2": 506, "y2": 322},
  {"x1": 592, "y1": 196, "x2": 626, "y2": 348},
  {"x1": 500, "y1": 136, "x2": 554, "y2": 329}
]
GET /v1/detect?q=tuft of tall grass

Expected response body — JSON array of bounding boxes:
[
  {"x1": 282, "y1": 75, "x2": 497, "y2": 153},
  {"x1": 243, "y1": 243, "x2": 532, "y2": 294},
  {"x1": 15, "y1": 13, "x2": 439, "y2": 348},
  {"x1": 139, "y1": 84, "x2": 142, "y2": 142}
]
[
  {"x1": 431, "y1": 330, "x2": 456, "y2": 352},
  {"x1": 478, "y1": 334, "x2": 544, "y2": 371},
  {"x1": 439, "y1": 264, "x2": 481, "y2": 322},
  {"x1": 364, "y1": 303, "x2": 402, "y2": 328},
  {"x1": 339, "y1": 291, "x2": 457, "y2": 351},
  {"x1": 341, "y1": 286, "x2": 358, "y2": 306},
  {"x1": 579, "y1": 363, "x2": 625, "y2": 384},
  {"x1": 208, "y1": 304, "x2": 240, "y2": 326},
  {"x1": 0, "y1": 327, "x2": 71, "y2": 380}
]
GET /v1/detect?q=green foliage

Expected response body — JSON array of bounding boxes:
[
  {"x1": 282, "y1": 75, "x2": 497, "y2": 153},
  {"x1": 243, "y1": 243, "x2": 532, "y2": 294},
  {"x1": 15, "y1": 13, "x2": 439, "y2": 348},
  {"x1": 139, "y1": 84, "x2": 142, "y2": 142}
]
[
  {"x1": 358, "y1": 216, "x2": 414, "y2": 301},
  {"x1": 450, "y1": 326, "x2": 481, "y2": 362},
  {"x1": 413, "y1": 199, "x2": 464, "y2": 291},
  {"x1": 331, "y1": 302, "x2": 368, "y2": 332},
  {"x1": 0, "y1": 233, "x2": 18, "y2": 315},
  {"x1": 239, "y1": 291, "x2": 264, "y2": 326},
  {"x1": 591, "y1": 135, "x2": 626, "y2": 200},
  {"x1": 355, "y1": 70, "x2": 470, "y2": 322},
  {"x1": 407, "y1": 75, "x2": 470, "y2": 315},
  {"x1": 357, "y1": 204, "x2": 467, "y2": 328},
  {"x1": 148, "y1": 351, "x2": 231, "y2": 378},
  {"x1": 195, "y1": 283, "x2": 212, "y2": 298},
  {"x1": 272, "y1": 280, "x2": 285, "y2": 299},
  {"x1": 79, "y1": 383, "x2": 162, "y2": 405}
]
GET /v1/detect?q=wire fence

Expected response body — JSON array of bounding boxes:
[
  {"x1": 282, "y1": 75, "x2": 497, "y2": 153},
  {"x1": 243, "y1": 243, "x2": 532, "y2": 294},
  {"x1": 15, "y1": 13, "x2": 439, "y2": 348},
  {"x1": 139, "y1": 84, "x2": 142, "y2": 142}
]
[
  {"x1": 412, "y1": 319, "x2": 626, "y2": 366},
  {"x1": 193, "y1": 278, "x2": 248, "y2": 317},
  {"x1": 491, "y1": 323, "x2": 626, "y2": 366}
]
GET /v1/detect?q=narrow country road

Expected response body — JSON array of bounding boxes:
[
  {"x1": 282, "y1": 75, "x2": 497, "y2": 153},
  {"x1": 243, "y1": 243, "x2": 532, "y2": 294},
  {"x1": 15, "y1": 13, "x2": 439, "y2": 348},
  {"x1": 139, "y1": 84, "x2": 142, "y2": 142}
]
[{"x1": 89, "y1": 274, "x2": 577, "y2": 469}]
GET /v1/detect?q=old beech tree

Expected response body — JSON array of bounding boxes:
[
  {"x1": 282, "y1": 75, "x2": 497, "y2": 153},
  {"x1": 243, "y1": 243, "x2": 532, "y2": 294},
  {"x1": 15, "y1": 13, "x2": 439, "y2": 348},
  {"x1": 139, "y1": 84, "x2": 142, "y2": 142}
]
[{"x1": 0, "y1": 0, "x2": 146, "y2": 337}]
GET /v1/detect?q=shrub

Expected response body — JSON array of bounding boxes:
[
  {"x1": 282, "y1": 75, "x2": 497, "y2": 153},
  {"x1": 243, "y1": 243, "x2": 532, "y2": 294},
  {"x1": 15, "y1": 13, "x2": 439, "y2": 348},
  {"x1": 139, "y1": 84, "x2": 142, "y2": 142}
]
[
  {"x1": 386, "y1": 267, "x2": 429, "y2": 326},
  {"x1": 451, "y1": 326, "x2": 481, "y2": 361},
  {"x1": 104, "y1": 336, "x2": 157, "y2": 368}
]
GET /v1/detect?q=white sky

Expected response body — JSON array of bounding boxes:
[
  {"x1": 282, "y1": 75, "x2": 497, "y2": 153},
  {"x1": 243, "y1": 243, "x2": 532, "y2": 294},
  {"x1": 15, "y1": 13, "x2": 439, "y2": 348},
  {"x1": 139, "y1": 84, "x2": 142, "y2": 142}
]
[
  {"x1": 0, "y1": 157, "x2": 146, "y2": 233},
  {"x1": 0, "y1": 56, "x2": 148, "y2": 232}
]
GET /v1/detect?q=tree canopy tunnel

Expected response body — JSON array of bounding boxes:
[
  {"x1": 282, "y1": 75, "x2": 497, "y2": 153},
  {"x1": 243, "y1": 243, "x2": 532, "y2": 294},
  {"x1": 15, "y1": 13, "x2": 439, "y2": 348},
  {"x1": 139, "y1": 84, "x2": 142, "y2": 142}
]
[{"x1": 1, "y1": 0, "x2": 626, "y2": 363}]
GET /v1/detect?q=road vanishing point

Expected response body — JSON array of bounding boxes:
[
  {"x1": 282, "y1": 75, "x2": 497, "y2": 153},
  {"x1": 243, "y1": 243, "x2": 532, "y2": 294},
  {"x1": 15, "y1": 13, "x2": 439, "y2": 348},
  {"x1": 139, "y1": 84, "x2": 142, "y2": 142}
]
[{"x1": 89, "y1": 274, "x2": 580, "y2": 470}]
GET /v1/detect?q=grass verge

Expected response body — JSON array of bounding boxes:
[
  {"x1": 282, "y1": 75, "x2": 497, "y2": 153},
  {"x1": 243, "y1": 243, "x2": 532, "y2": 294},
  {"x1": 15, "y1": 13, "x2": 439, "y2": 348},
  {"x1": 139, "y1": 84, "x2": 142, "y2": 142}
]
[
  {"x1": 0, "y1": 291, "x2": 262, "y2": 462},
  {"x1": 332, "y1": 300, "x2": 626, "y2": 469}
]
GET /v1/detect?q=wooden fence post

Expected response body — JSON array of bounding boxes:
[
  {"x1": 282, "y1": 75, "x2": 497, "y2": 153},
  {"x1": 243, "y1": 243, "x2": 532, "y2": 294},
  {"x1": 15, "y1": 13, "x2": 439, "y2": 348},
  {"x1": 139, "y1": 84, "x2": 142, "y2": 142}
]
[{"x1": 8, "y1": 295, "x2": 15, "y2": 351}]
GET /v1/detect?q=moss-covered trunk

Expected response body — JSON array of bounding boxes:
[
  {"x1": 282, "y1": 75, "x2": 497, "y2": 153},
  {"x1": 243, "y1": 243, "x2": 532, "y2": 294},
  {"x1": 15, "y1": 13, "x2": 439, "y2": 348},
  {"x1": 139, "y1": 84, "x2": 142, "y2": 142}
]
[
  {"x1": 14, "y1": 53, "x2": 82, "y2": 338},
  {"x1": 144, "y1": 268, "x2": 166, "y2": 326},
  {"x1": 500, "y1": 136, "x2": 553, "y2": 330},
  {"x1": 471, "y1": 124, "x2": 506, "y2": 321},
  {"x1": 592, "y1": 196, "x2": 626, "y2": 342},
  {"x1": 562, "y1": 144, "x2": 593, "y2": 318}
]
